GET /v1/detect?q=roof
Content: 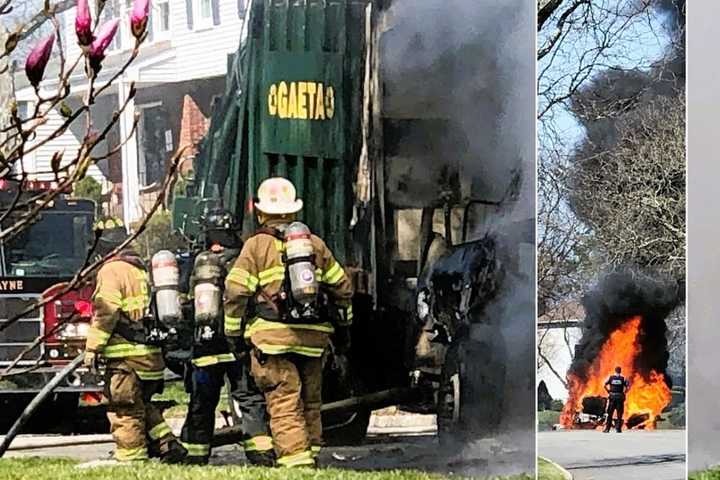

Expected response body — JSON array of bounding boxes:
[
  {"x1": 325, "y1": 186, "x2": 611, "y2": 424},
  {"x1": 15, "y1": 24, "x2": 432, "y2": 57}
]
[
  {"x1": 538, "y1": 299, "x2": 585, "y2": 324},
  {"x1": 13, "y1": 40, "x2": 174, "y2": 94}
]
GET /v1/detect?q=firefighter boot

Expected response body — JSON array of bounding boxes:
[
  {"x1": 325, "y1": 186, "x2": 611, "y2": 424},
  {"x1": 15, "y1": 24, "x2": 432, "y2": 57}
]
[
  {"x1": 615, "y1": 419, "x2": 623, "y2": 433},
  {"x1": 160, "y1": 440, "x2": 188, "y2": 464},
  {"x1": 245, "y1": 449, "x2": 277, "y2": 467}
]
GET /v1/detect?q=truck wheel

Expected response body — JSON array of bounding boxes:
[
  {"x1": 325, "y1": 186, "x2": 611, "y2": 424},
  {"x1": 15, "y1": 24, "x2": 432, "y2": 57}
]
[{"x1": 437, "y1": 332, "x2": 507, "y2": 446}]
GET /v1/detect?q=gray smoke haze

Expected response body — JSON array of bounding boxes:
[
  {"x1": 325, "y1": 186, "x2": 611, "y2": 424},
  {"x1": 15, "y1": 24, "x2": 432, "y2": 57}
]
[
  {"x1": 381, "y1": 0, "x2": 534, "y2": 215},
  {"x1": 380, "y1": 0, "x2": 534, "y2": 476}
]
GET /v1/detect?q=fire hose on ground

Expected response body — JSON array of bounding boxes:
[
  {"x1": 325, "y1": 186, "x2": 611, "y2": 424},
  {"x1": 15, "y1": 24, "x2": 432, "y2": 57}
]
[
  {"x1": 212, "y1": 387, "x2": 414, "y2": 447},
  {"x1": 0, "y1": 353, "x2": 85, "y2": 457},
  {"x1": 0, "y1": 354, "x2": 415, "y2": 454}
]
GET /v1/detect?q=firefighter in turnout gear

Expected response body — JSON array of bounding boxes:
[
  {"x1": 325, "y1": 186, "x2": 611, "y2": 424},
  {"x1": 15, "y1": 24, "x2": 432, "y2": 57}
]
[
  {"x1": 604, "y1": 366, "x2": 630, "y2": 433},
  {"x1": 180, "y1": 208, "x2": 274, "y2": 465},
  {"x1": 83, "y1": 219, "x2": 187, "y2": 463},
  {"x1": 224, "y1": 177, "x2": 354, "y2": 468}
]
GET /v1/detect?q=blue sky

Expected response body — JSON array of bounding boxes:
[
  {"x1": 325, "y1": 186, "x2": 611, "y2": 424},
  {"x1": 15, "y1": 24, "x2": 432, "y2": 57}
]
[{"x1": 538, "y1": 4, "x2": 677, "y2": 153}]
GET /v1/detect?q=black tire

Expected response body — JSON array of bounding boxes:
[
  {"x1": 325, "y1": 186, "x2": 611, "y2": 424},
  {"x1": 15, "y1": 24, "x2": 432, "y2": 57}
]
[
  {"x1": 321, "y1": 352, "x2": 371, "y2": 446},
  {"x1": 322, "y1": 408, "x2": 371, "y2": 446},
  {"x1": 437, "y1": 328, "x2": 507, "y2": 446}
]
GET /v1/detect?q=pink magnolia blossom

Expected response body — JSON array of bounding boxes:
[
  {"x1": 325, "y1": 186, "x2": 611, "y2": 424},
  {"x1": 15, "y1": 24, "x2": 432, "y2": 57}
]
[
  {"x1": 75, "y1": 0, "x2": 93, "y2": 47},
  {"x1": 88, "y1": 19, "x2": 120, "y2": 72},
  {"x1": 130, "y1": 0, "x2": 151, "y2": 39},
  {"x1": 25, "y1": 33, "x2": 55, "y2": 88}
]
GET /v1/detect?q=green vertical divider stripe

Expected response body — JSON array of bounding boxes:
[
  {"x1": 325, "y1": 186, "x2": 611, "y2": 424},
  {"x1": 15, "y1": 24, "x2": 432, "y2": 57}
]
[
  {"x1": 277, "y1": 155, "x2": 288, "y2": 177},
  {"x1": 307, "y1": 0, "x2": 324, "y2": 52},
  {"x1": 295, "y1": 156, "x2": 306, "y2": 223}
]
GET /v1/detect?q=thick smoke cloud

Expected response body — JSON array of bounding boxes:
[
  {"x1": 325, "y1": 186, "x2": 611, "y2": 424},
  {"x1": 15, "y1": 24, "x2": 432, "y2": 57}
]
[
  {"x1": 570, "y1": 270, "x2": 680, "y2": 384},
  {"x1": 379, "y1": 0, "x2": 534, "y2": 476},
  {"x1": 381, "y1": 0, "x2": 533, "y2": 213}
]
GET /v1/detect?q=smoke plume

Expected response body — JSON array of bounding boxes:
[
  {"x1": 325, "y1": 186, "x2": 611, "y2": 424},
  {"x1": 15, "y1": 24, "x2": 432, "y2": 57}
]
[
  {"x1": 570, "y1": 270, "x2": 680, "y2": 385},
  {"x1": 379, "y1": 0, "x2": 534, "y2": 475}
]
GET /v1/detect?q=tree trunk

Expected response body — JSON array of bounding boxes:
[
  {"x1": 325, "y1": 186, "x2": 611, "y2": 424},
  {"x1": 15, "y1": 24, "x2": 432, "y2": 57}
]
[{"x1": 0, "y1": 24, "x2": 16, "y2": 161}]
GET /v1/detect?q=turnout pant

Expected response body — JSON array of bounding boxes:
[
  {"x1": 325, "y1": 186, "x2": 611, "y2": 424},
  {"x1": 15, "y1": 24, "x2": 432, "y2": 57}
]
[
  {"x1": 181, "y1": 359, "x2": 272, "y2": 463},
  {"x1": 605, "y1": 396, "x2": 625, "y2": 432},
  {"x1": 250, "y1": 351, "x2": 323, "y2": 468},
  {"x1": 105, "y1": 366, "x2": 176, "y2": 461}
]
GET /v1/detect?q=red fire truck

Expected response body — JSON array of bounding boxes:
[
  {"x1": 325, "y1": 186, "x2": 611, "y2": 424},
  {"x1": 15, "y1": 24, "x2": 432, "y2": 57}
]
[{"x1": 0, "y1": 181, "x2": 101, "y2": 432}]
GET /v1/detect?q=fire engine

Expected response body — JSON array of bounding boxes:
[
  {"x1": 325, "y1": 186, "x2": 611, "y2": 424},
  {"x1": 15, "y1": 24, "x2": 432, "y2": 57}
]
[{"x1": 0, "y1": 180, "x2": 101, "y2": 432}]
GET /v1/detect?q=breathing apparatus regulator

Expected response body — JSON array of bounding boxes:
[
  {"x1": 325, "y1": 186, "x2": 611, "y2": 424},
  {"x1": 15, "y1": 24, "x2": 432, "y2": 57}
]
[
  {"x1": 192, "y1": 251, "x2": 225, "y2": 341},
  {"x1": 283, "y1": 222, "x2": 320, "y2": 321}
]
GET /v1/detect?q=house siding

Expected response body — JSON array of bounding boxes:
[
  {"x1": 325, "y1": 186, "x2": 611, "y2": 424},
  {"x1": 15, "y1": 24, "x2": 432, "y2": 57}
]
[
  {"x1": 23, "y1": 106, "x2": 105, "y2": 183},
  {"x1": 62, "y1": 0, "x2": 242, "y2": 84}
]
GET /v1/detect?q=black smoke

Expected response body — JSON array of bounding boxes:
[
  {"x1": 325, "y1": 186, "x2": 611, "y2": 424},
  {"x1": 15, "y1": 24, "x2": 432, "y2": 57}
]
[{"x1": 570, "y1": 270, "x2": 681, "y2": 385}]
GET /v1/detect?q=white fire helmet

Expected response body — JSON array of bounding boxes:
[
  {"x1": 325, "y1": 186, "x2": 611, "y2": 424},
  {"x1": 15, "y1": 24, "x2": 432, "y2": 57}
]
[{"x1": 254, "y1": 177, "x2": 304, "y2": 215}]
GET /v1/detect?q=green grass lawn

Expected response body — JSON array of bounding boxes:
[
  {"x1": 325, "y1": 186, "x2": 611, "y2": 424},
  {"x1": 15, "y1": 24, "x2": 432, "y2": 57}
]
[
  {"x1": 537, "y1": 458, "x2": 567, "y2": 480},
  {"x1": 690, "y1": 468, "x2": 720, "y2": 480},
  {"x1": 153, "y1": 380, "x2": 230, "y2": 418},
  {"x1": 0, "y1": 458, "x2": 533, "y2": 480}
]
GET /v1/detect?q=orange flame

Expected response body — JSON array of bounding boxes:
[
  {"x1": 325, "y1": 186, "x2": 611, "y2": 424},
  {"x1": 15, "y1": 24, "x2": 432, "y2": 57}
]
[{"x1": 560, "y1": 316, "x2": 672, "y2": 430}]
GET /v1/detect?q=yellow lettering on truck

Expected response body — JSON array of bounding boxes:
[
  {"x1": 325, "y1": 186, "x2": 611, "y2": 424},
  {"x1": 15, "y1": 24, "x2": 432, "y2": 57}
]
[{"x1": 267, "y1": 81, "x2": 335, "y2": 121}]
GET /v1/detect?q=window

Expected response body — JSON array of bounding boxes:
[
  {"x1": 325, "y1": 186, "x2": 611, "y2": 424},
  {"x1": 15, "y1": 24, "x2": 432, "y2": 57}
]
[
  {"x1": 17, "y1": 101, "x2": 32, "y2": 121},
  {"x1": 101, "y1": 0, "x2": 124, "y2": 51},
  {"x1": 137, "y1": 103, "x2": 170, "y2": 187},
  {"x1": 187, "y1": 0, "x2": 219, "y2": 30},
  {"x1": 195, "y1": 0, "x2": 214, "y2": 28},
  {"x1": 155, "y1": 0, "x2": 171, "y2": 34}
]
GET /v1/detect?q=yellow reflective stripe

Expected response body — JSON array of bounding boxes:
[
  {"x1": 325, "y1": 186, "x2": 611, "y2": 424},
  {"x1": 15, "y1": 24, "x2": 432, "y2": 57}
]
[
  {"x1": 115, "y1": 446, "x2": 148, "y2": 461},
  {"x1": 258, "y1": 265, "x2": 285, "y2": 286},
  {"x1": 148, "y1": 421, "x2": 172, "y2": 440},
  {"x1": 135, "y1": 369, "x2": 164, "y2": 381},
  {"x1": 257, "y1": 344, "x2": 325, "y2": 357},
  {"x1": 345, "y1": 305, "x2": 354, "y2": 322},
  {"x1": 274, "y1": 239, "x2": 284, "y2": 252},
  {"x1": 243, "y1": 435, "x2": 273, "y2": 452},
  {"x1": 277, "y1": 450, "x2": 315, "y2": 467},
  {"x1": 120, "y1": 295, "x2": 148, "y2": 312},
  {"x1": 87, "y1": 326, "x2": 112, "y2": 345},
  {"x1": 227, "y1": 268, "x2": 259, "y2": 290},
  {"x1": 192, "y1": 353, "x2": 236, "y2": 367},
  {"x1": 182, "y1": 442, "x2": 210, "y2": 457},
  {"x1": 246, "y1": 318, "x2": 334, "y2": 337},
  {"x1": 95, "y1": 290, "x2": 122, "y2": 306},
  {"x1": 322, "y1": 262, "x2": 344, "y2": 285},
  {"x1": 310, "y1": 445, "x2": 321, "y2": 457},
  {"x1": 103, "y1": 342, "x2": 161, "y2": 358},
  {"x1": 225, "y1": 315, "x2": 243, "y2": 331}
]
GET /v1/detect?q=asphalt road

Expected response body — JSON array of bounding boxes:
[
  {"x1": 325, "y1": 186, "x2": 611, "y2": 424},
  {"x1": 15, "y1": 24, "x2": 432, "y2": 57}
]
[{"x1": 538, "y1": 430, "x2": 686, "y2": 480}]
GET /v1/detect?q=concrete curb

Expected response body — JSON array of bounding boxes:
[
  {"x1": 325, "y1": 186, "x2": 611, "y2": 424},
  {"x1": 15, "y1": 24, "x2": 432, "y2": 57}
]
[
  {"x1": 1, "y1": 422, "x2": 185, "y2": 451},
  {"x1": 539, "y1": 456, "x2": 573, "y2": 480},
  {"x1": 0, "y1": 434, "x2": 113, "y2": 451}
]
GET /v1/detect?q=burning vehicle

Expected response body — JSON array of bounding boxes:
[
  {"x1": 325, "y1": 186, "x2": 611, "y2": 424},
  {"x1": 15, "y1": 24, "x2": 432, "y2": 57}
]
[{"x1": 560, "y1": 272, "x2": 680, "y2": 431}]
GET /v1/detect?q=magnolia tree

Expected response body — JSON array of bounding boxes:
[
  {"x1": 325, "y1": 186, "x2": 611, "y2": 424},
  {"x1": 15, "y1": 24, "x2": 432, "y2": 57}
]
[{"x1": 0, "y1": 0, "x2": 185, "y2": 376}]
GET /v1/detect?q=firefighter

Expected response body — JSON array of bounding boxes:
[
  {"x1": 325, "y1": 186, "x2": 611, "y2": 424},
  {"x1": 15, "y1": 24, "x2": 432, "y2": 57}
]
[
  {"x1": 179, "y1": 208, "x2": 275, "y2": 466},
  {"x1": 83, "y1": 219, "x2": 187, "y2": 463},
  {"x1": 604, "y1": 366, "x2": 630, "y2": 433},
  {"x1": 224, "y1": 177, "x2": 354, "y2": 468}
]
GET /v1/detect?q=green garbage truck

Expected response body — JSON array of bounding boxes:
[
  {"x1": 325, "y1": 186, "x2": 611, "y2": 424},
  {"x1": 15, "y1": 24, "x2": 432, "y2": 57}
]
[{"x1": 172, "y1": 0, "x2": 533, "y2": 445}]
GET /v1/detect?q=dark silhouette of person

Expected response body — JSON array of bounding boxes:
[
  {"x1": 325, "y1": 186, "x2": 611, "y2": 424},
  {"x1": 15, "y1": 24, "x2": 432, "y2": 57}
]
[{"x1": 604, "y1": 366, "x2": 630, "y2": 433}]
